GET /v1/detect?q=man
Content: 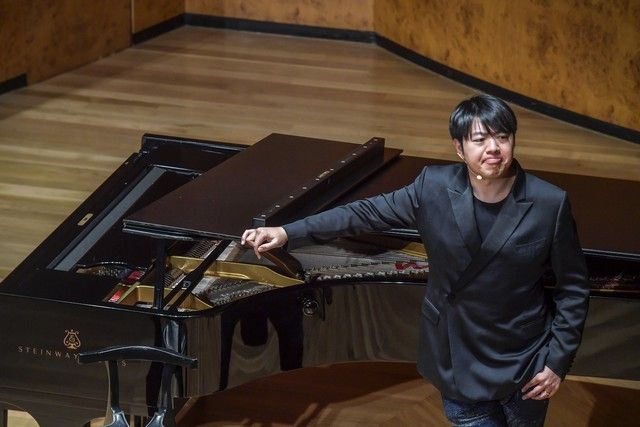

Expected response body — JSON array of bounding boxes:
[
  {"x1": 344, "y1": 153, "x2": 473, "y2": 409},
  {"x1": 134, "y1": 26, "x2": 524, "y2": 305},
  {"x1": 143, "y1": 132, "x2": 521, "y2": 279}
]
[{"x1": 241, "y1": 94, "x2": 590, "y2": 426}]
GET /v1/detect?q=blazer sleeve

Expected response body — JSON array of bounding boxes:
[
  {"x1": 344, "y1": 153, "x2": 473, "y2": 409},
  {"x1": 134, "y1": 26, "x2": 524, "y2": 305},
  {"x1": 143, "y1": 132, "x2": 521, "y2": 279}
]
[
  {"x1": 545, "y1": 192, "x2": 590, "y2": 379},
  {"x1": 283, "y1": 167, "x2": 426, "y2": 249}
]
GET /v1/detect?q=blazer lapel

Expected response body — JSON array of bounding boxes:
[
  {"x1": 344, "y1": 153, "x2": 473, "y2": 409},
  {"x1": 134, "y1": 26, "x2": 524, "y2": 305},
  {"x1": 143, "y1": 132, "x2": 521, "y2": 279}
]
[
  {"x1": 452, "y1": 162, "x2": 532, "y2": 293},
  {"x1": 447, "y1": 167, "x2": 481, "y2": 256}
]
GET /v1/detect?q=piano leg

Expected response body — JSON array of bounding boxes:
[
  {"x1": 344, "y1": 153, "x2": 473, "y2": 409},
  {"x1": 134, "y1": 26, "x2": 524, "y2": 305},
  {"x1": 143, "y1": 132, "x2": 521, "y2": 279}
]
[{"x1": 0, "y1": 409, "x2": 6, "y2": 427}]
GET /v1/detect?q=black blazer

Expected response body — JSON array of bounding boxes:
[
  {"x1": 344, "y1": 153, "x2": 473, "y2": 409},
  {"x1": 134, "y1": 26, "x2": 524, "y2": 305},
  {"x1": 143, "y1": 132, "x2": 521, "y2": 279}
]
[{"x1": 284, "y1": 161, "x2": 590, "y2": 402}]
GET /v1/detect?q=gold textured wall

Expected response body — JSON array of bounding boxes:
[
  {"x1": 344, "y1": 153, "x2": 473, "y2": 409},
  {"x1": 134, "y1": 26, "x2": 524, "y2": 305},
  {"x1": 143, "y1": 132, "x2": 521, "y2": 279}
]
[
  {"x1": 25, "y1": 0, "x2": 131, "y2": 83},
  {"x1": 186, "y1": 0, "x2": 374, "y2": 31},
  {"x1": 374, "y1": 0, "x2": 640, "y2": 131},
  {"x1": 0, "y1": 1, "x2": 27, "y2": 83},
  {"x1": 133, "y1": 0, "x2": 184, "y2": 33},
  {"x1": 0, "y1": 0, "x2": 131, "y2": 85}
]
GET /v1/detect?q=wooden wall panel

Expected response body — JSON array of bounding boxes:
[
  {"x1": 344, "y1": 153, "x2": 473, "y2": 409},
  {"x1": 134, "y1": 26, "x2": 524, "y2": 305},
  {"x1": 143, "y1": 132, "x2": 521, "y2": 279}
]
[
  {"x1": 186, "y1": 0, "x2": 374, "y2": 31},
  {"x1": 24, "y1": 0, "x2": 131, "y2": 84},
  {"x1": 0, "y1": 0, "x2": 27, "y2": 83},
  {"x1": 374, "y1": 0, "x2": 640, "y2": 131},
  {"x1": 132, "y1": 0, "x2": 184, "y2": 33}
]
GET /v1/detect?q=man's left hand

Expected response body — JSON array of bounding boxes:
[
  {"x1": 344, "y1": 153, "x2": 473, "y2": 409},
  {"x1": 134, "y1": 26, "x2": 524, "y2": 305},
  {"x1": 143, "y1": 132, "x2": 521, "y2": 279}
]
[{"x1": 521, "y1": 365, "x2": 561, "y2": 400}]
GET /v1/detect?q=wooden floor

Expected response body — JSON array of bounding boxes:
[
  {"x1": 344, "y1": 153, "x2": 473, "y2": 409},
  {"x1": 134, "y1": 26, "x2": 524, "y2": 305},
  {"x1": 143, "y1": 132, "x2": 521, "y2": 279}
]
[
  {"x1": 0, "y1": 26, "x2": 638, "y2": 426},
  {"x1": 176, "y1": 363, "x2": 640, "y2": 427}
]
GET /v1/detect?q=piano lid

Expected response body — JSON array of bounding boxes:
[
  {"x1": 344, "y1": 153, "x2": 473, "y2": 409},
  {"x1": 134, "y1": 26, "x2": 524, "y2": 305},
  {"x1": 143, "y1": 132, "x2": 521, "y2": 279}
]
[{"x1": 123, "y1": 134, "x2": 401, "y2": 240}]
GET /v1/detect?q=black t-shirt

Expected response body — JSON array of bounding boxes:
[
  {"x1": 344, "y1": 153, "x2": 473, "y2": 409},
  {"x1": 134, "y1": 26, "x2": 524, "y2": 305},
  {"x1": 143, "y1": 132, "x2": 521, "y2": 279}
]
[{"x1": 473, "y1": 196, "x2": 507, "y2": 241}]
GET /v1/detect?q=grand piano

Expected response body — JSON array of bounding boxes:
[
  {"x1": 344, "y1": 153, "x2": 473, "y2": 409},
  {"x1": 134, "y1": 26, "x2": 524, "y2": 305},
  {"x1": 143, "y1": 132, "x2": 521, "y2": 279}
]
[{"x1": 0, "y1": 133, "x2": 638, "y2": 426}]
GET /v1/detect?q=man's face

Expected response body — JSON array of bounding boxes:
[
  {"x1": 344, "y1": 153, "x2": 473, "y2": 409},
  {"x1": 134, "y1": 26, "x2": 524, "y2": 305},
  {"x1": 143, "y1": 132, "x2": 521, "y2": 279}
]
[{"x1": 453, "y1": 119, "x2": 514, "y2": 180}]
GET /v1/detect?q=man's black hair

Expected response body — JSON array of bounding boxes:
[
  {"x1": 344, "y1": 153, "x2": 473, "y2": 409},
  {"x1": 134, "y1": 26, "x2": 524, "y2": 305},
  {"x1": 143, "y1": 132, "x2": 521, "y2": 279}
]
[{"x1": 449, "y1": 94, "x2": 517, "y2": 144}]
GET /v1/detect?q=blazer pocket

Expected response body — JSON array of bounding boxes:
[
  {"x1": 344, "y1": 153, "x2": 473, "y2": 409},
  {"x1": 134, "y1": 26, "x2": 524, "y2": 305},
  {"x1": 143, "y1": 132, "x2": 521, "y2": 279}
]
[
  {"x1": 421, "y1": 298, "x2": 440, "y2": 326},
  {"x1": 517, "y1": 315, "x2": 547, "y2": 339},
  {"x1": 513, "y1": 237, "x2": 550, "y2": 262},
  {"x1": 514, "y1": 237, "x2": 549, "y2": 253}
]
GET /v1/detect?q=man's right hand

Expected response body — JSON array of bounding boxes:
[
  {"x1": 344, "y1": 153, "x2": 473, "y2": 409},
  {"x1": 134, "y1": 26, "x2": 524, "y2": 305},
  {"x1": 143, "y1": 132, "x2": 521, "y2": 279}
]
[{"x1": 241, "y1": 227, "x2": 288, "y2": 259}]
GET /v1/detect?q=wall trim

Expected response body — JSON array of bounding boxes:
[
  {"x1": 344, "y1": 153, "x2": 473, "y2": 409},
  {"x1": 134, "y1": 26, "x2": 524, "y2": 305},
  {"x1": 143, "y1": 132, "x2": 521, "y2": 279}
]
[
  {"x1": 132, "y1": 14, "x2": 185, "y2": 45},
  {"x1": 0, "y1": 74, "x2": 27, "y2": 96},
  {"x1": 184, "y1": 13, "x2": 375, "y2": 43}
]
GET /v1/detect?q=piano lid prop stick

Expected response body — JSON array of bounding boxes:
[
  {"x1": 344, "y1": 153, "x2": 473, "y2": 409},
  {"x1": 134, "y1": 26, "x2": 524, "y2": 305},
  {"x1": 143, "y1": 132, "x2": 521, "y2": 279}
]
[
  {"x1": 164, "y1": 240, "x2": 232, "y2": 311},
  {"x1": 153, "y1": 239, "x2": 167, "y2": 310}
]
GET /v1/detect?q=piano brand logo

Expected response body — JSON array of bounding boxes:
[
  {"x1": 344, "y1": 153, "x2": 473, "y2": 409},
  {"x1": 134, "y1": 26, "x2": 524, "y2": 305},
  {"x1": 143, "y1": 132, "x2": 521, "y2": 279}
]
[
  {"x1": 63, "y1": 329, "x2": 81, "y2": 350},
  {"x1": 16, "y1": 329, "x2": 126, "y2": 367}
]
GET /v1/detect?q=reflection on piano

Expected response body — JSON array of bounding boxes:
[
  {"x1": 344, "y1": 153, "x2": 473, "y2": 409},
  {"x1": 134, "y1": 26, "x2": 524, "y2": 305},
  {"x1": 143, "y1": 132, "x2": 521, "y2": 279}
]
[{"x1": 0, "y1": 133, "x2": 638, "y2": 426}]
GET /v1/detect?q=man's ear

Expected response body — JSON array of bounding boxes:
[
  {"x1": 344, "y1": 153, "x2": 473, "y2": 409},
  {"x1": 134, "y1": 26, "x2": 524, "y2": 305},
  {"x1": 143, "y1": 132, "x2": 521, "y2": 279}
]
[{"x1": 453, "y1": 139, "x2": 464, "y2": 159}]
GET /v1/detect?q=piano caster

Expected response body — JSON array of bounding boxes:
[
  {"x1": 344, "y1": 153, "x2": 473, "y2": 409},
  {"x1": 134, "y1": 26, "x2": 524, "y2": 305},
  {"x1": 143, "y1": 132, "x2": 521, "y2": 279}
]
[
  {"x1": 78, "y1": 345, "x2": 197, "y2": 427},
  {"x1": 106, "y1": 408, "x2": 129, "y2": 427},
  {"x1": 301, "y1": 297, "x2": 319, "y2": 316},
  {"x1": 144, "y1": 409, "x2": 172, "y2": 427}
]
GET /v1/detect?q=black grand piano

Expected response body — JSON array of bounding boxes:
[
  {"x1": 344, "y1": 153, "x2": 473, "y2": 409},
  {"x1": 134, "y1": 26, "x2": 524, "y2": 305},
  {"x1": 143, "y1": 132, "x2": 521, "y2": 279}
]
[{"x1": 0, "y1": 133, "x2": 638, "y2": 426}]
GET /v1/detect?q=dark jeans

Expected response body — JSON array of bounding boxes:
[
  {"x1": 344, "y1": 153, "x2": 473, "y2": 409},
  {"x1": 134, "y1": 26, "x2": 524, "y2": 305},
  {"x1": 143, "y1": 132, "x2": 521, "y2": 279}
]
[{"x1": 442, "y1": 389, "x2": 549, "y2": 427}]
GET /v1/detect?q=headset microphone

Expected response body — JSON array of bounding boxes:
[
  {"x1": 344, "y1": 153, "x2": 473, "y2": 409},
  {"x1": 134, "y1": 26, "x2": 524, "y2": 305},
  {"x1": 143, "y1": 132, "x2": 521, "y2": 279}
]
[
  {"x1": 458, "y1": 153, "x2": 483, "y2": 180},
  {"x1": 470, "y1": 165, "x2": 484, "y2": 180}
]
